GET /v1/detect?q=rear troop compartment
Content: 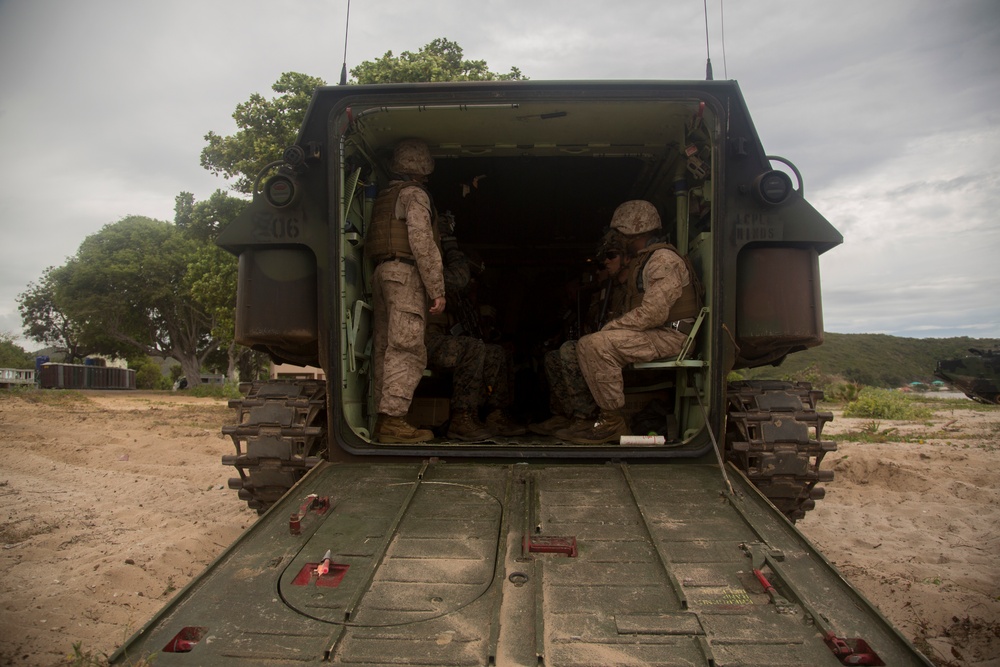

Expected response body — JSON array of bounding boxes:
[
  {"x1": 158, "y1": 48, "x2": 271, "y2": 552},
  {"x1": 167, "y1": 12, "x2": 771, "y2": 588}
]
[{"x1": 335, "y1": 90, "x2": 719, "y2": 454}]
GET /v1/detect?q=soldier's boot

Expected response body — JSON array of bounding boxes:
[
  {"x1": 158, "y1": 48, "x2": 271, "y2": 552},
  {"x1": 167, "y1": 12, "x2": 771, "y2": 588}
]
[
  {"x1": 565, "y1": 409, "x2": 630, "y2": 445},
  {"x1": 528, "y1": 414, "x2": 572, "y2": 436},
  {"x1": 485, "y1": 409, "x2": 527, "y2": 436},
  {"x1": 374, "y1": 414, "x2": 433, "y2": 444},
  {"x1": 552, "y1": 415, "x2": 596, "y2": 442},
  {"x1": 447, "y1": 410, "x2": 493, "y2": 441}
]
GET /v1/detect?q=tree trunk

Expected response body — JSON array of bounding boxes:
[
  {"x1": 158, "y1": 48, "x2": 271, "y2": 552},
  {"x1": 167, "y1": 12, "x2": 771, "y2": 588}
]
[
  {"x1": 226, "y1": 341, "x2": 239, "y2": 383},
  {"x1": 177, "y1": 354, "x2": 203, "y2": 390}
]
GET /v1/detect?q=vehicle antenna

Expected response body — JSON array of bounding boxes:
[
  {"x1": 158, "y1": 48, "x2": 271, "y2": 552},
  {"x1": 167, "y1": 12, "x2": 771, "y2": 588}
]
[
  {"x1": 339, "y1": 0, "x2": 352, "y2": 85},
  {"x1": 703, "y1": 0, "x2": 713, "y2": 80},
  {"x1": 720, "y1": 0, "x2": 728, "y2": 79}
]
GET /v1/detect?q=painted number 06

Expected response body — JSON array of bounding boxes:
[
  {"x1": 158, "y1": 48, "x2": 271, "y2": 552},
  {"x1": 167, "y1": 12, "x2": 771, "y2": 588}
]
[{"x1": 272, "y1": 217, "x2": 300, "y2": 239}]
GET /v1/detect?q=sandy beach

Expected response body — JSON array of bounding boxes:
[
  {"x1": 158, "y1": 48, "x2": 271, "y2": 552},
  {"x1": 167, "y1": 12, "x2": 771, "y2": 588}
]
[{"x1": 0, "y1": 390, "x2": 997, "y2": 666}]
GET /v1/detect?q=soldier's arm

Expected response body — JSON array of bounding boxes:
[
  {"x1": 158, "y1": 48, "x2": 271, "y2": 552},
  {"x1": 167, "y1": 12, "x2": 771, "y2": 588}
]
[
  {"x1": 603, "y1": 250, "x2": 686, "y2": 331},
  {"x1": 399, "y1": 186, "x2": 446, "y2": 301}
]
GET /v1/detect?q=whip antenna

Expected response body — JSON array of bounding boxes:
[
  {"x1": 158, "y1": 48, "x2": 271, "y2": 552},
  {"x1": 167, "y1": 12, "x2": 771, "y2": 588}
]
[
  {"x1": 720, "y1": 0, "x2": 728, "y2": 79},
  {"x1": 703, "y1": 0, "x2": 713, "y2": 80},
  {"x1": 339, "y1": 0, "x2": 352, "y2": 85}
]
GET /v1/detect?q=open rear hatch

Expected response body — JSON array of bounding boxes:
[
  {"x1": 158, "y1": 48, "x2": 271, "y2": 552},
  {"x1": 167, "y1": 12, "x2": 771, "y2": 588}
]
[
  {"x1": 330, "y1": 85, "x2": 724, "y2": 459},
  {"x1": 112, "y1": 460, "x2": 930, "y2": 666}
]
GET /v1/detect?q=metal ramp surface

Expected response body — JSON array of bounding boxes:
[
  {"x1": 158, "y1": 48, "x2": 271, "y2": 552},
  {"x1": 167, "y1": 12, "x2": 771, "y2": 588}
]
[{"x1": 112, "y1": 461, "x2": 930, "y2": 666}]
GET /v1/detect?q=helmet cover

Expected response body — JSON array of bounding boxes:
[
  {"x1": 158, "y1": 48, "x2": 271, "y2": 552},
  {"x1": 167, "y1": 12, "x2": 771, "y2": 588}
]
[
  {"x1": 391, "y1": 138, "x2": 434, "y2": 177},
  {"x1": 609, "y1": 200, "x2": 661, "y2": 235}
]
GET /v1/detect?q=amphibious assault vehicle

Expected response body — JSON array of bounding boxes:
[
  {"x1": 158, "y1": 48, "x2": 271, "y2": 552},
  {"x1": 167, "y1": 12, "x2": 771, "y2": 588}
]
[
  {"x1": 112, "y1": 81, "x2": 932, "y2": 665},
  {"x1": 936, "y1": 347, "x2": 1000, "y2": 404}
]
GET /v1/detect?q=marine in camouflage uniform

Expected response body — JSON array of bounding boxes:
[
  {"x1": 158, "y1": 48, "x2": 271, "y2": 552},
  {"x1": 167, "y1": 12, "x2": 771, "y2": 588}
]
[
  {"x1": 367, "y1": 139, "x2": 446, "y2": 444},
  {"x1": 481, "y1": 341, "x2": 525, "y2": 435},
  {"x1": 426, "y1": 229, "x2": 526, "y2": 439},
  {"x1": 557, "y1": 200, "x2": 699, "y2": 445},
  {"x1": 530, "y1": 230, "x2": 629, "y2": 435},
  {"x1": 425, "y1": 230, "x2": 492, "y2": 440}
]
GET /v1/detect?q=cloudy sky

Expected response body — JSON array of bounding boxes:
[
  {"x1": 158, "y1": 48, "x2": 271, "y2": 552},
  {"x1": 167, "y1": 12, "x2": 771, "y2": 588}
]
[{"x1": 1, "y1": 0, "x2": 998, "y2": 350}]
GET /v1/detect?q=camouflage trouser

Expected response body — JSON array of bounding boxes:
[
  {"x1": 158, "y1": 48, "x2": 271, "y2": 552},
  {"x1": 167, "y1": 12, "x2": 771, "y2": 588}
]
[
  {"x1": 372, "y1": 261, "x2": 428, "y2": 417},
  {"x1": 544, "y1": 340, "x2": 597, "y2": 419},
  {"x1": 576, "y1": 328, "x2": 685, "y2": 411},
  {"x1": 483, "y1": 343, "x2": 513, "y2": 411},
  {"x1": 426, "y1": 331, "x2": 486, "y2": 413}
]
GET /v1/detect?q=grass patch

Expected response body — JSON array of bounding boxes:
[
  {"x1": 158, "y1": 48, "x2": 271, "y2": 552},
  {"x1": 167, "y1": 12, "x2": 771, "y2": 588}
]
[
  {"x1": 911, "y1": 395, "x2": 999, "y2": 412},
  {"x1": 843, "y1": 388, "x2": 933, "y2": 420},
  {"x1": 0, "y1": 387, "x2": 93, "y2": 406},
  {"x1": 183, "y1": 383, "x2": 242, "y2": 399},
  {"x1": 63, "y1": 641, "x2": 156, "y2": 666}
]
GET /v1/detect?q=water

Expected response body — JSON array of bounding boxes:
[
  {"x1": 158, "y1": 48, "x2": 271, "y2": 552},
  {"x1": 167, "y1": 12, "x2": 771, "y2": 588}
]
[{"x1": 916, "y1": 391, "x2": 972, "y2": 401}]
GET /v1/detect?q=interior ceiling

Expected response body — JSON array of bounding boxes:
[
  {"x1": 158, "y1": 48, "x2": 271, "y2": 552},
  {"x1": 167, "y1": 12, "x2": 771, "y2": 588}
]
[
  {"x1": 345, "y1": 98, "x2": 709, "y2": 266},
  {"x1": 351, "y1": 99, "x2": 702, "y2": 159}
]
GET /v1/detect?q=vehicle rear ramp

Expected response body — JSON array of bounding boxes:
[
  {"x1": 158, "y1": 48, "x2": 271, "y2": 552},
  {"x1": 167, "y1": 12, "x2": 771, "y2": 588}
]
[{"x1": 112, "y1": 460, "x2": 930, "y2": 666}]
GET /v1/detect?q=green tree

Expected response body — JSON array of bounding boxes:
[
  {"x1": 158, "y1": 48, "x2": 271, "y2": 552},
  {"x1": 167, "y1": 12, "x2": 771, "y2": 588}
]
[
  {"x1": 351, "y1": 38, "x2": 526, "y2": 84},
  {"x1": 58, "y1": 215, "x2": 218, "y2": 385},
  {"x1": 185, "y1": 242, "x2": 240, "y2": 379},
  {"x1": 201, "y1": 43, "x2": 525, "y2": 193},
  {"x1": 16, "y1": 265, "x2": 89, "y2": 363},
  {"x1": 201, "y1": 72, "x2": 326, "y2": 193},
  {"x1": 175, "y1": 189, "x2": 247, "y2": 243},
  {"x1": 0, "y1": 331, "x2": 33, "y2": 369},
  {"x1": 176, "y1": 190, "x2": 247, "y2": 380}
]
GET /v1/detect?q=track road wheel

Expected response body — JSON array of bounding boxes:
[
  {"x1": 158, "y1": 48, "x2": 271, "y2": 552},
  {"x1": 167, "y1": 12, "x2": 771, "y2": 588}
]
[
  {"x1": 726, "y1": 380, "x2": 836, "y2": 522},
  {"x1": 221, "y1": 379, "x2": 327, "y2": 514}
]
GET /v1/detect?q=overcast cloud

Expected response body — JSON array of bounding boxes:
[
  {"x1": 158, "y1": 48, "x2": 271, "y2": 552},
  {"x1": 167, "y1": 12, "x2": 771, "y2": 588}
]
[{"x1": 1, "y1": 0, "x2": 998, "y2": 349}]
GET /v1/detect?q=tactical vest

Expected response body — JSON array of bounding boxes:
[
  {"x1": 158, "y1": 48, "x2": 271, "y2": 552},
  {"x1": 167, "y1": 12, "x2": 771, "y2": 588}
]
[
  {"x1": 366, "y1": 181, "x2": 441, "y2": 262},
  {"x1": 624, "y1": 242, "x2": 701, "y2": 321}
]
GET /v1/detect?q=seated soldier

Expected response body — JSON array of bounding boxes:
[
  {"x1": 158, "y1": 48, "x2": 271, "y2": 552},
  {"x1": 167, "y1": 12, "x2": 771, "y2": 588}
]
[
  {"x1": 426, "y1": 216, "x2": 524, "y2": 439},
  {"x1": 530, "y1": 230, "x2": 630, "y2": 435},
  {"x1": 555, "y1": 201, "x2": 699, "y2": 445}
]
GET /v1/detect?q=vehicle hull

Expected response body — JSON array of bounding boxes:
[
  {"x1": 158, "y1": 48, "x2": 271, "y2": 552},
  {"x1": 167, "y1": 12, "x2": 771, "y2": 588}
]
[{"x1": 935, "y1": 348, "x2": 1000, "y2": 404}]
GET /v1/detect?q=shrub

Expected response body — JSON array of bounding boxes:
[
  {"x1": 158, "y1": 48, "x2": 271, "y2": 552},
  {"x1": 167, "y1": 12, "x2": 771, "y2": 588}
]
[
  {"x1": 826, "y1": 382, "x2": 862, "y2": 403},
  {"x1": 844, "y1": 387, "x2": 932, "y2": 420},
  {"x1": 133, "y1": 358, "x2": 170, "y2": 390}
]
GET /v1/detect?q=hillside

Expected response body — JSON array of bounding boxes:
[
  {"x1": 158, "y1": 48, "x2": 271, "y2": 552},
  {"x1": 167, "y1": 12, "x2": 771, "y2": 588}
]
[{"x1": 742, "y1": 333, "x2": 1000, "y2": 388}]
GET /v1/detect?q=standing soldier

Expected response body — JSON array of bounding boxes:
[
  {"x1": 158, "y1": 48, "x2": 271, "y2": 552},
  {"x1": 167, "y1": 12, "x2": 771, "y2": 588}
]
[
  {"x1": 559, "y1": 200, "x2": 700, "y2": 445},
  {"x1": 367, "y1": 139, "x2": 446, "y2": 443}
]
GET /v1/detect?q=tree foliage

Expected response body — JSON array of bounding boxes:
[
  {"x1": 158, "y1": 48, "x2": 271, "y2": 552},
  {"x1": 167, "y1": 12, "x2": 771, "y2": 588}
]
[
  {"x1": 201, "y1": 41, "x2": 525, "y2": 193},
  {"x1": 176, "y1": 190, "x2": 246, "y2": 379},
  {"x1": 351, "y1": 38, "x2": 526, "y2": 84},
  {"x1": 201, "y1": 72, "x2": 326, "y2": 193},
  {"x1": 55, "y1": 215, "x2": 218, "y2": 385},
  {"x1": 0, "y1": 331, "x2": 33, "y2": 369},
  {"x1": 175, "y1": 189, "x2": 248, "y2": 243},
  {"x1": 17, "y1": 265, "x2": 89, "y2": 363}
]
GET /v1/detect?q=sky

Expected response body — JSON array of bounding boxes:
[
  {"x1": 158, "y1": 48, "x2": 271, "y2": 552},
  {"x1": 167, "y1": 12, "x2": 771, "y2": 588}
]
[{"x1": 1, "y1": 0, "x2": 998, "y2": 351}]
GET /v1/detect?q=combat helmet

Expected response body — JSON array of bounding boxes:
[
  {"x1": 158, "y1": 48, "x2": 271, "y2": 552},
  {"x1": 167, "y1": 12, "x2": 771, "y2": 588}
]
[
  {"x1": 391, "y1": 138, "x2": 434, "y2": 177},
  {"x1": 610, "y1": 200, "x2": 661, "y2": 235}
]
